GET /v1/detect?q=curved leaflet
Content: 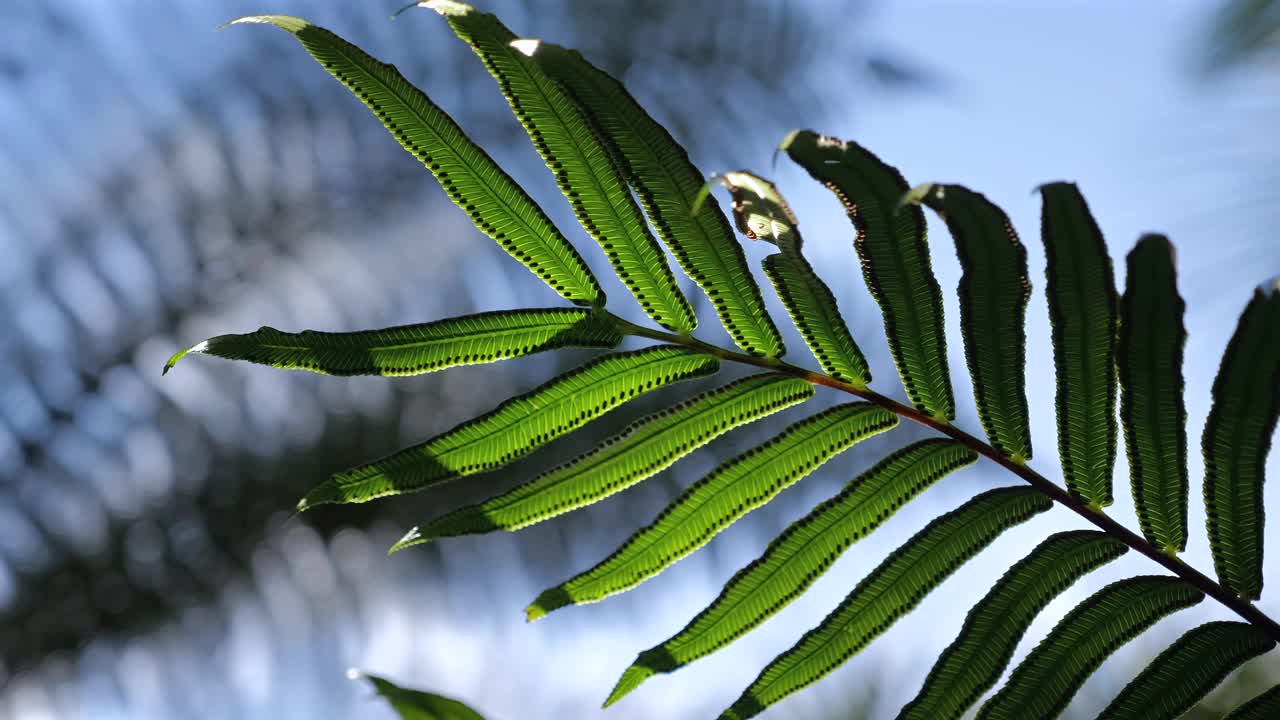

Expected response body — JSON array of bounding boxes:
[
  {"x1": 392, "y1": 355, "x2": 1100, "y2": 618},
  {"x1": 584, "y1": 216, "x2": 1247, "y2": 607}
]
[
  {"x1": 1225, "y1": 685, "x2": 1280, "y2": 720},
  {"x1": 527, "y1": 403, "x2": 896, "y2": 619},
  {"x1": 363, "y1": 673, "x2": 487, "y2": 720},
  {"x1": 392, "y1": 374, "x2": 814, "y2": 550},
  {"x1": 298, "y1": 346, "x2": 718, "y2": 509}
]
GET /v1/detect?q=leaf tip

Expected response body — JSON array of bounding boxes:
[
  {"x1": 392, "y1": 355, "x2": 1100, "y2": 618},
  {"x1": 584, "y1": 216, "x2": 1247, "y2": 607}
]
[
  {"x1": 524, "y1": 603, "x2": 546, "y2": 623},
  {"x1": 389, "y1": 526, "x2": 425, "y2": 554},
  {"x1": 777, "y1": 129, "x2": 802, "y2": 152},
  {"x1": 604, "y1": 665, "x2": 653, "y2": 708},
  {"x1": 163, "y1": 340, "x2": 208, "y2": 375}
]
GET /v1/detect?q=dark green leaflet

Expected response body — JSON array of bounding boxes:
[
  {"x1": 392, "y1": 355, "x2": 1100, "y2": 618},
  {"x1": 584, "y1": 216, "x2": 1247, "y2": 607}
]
[
  {"x1": 527, "y1": 403, "x2": 896, "y2": 619},
  {"x1": 230, "y1": 16, "x2": 600, "y2": 306},
  {"x1": 906, "y1": 183, "x2": 1031, "y2": 460},
  {"x1": 1203, "y1": 282, "x2": 1280, "y2": 599},
  {"x1": 1118, "y1": 235, "x2": 1188, "y2": 553},
  {"x1": 1039, "y1": 182, "x2": 1119, "y2": 506},
  {"x1": 298, "y1": 346, "x2": 718, "y2": 509},
  {"x1": 782, "y1": 130, "x2": 954, "y2": 420},
  {"x1": 976, "y1": 576, "x2": 1204, "y2": 720},
  {"x1": 163, "y1": 308, "x2": 621, "y2": 377},
  {"x1": 1096, "y1": 621, "x2": 1274, "y2": 720},
  {"x1": 363, "y1": 672, "x2": 486, "y2": 720},
  {"x1": 1225, "y1": 684, "x2": 1280, "y2": 720},
  {"x1": 897, "y1": 530, "x2": 1127, "y2": 720},
  {"x1": 606, "y1": 439, "x2": 976, "y2": 708},
  {"x1": 424, "y1": 2, "x2": 695, "y2": 332},
  {"x1": 721, "y1": 487, "x2": 1049, "y2": 720},
  {"x1": 716, "y1": 171, "x2": 871, "y2": 386},
  {"x1": 525, "y1": 42, "x2": 784, "y2": 358},
  {"x1": 392, "y1": 374, "x2": 814, "y2": 551}
]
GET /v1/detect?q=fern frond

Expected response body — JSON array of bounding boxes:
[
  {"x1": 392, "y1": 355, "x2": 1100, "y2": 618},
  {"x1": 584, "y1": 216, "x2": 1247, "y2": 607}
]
[
  {"x1": 525, "y1": 41, "x2": 785, "y2": 358},
  {"x1": 1038, "y1": 181, "x2": 1119, "y2": 507},
  {"x1": 1203, "y1": 281, "x2": 1280, "y2": 599},
  {"x1": 976, "y1": 576, "x2": 1204, "y2": 720},
  {"x1": 721, "y1": 486, "x2": 1050, "y2": 720},
  {"x1": 527, "y1": 403, "x2": 896, "y2": 619},
  {"x1": 163, "y1": 308, "x2": 620, "y2": 377},
  {"x1": 781, "y1": 130, "x2": 954, "y2": 420},
  {"x1": 1225, "y1": 684, "x2": 1280, "y2": 719},
  {"x1": 605, "y1": 439, "x2": 976, "y2": 708},
  {"x1": 1118, "y1": 235, "x2": 1188, "y2": 553},
  {"x1": 391, "y1": 373, "x2": 814, "y2": 551},
  {"x1": 423, "y1": 1, "x2": 695, "y2": 332},
  {"x1": 1096, "y1": 621, "x2": 1274, "y2": 720},
  {"x1": 363, "y1": 672, "x2": 487, "y2": 719},
  {"x1": 906, "y1": 183, "x2": 1031, "y2": 460},
  {"x1": 298, "y1": 346, "x2": 718, "y2": 509},
  {"x1": 229, "y1": 16, "x2": 601, "y2": 306},
  {"x1": 897, "y1": 530, "x2": 1127, "y2": 720}
]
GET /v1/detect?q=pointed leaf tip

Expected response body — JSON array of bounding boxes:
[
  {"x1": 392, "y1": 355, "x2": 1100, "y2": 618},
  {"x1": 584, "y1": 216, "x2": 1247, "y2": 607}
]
[
  {"x1": 605, "y1": 665, "x2": 655, "y2": 708},
  {"x1": 389, "y1": 527, "x2": 423, "y2": 554}
]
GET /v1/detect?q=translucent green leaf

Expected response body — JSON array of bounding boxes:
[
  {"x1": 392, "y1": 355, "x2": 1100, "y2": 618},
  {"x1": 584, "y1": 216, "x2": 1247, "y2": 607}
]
[
  {"x1": 1096, "y1": 621, "x2": 1274, "y2": 720},
  {"x1": 164, "y1": 308, "x2": 621, "y2": 377},
  {"x1": 897, "y1": 530, "x2": 1127, "y2": 720},
  {"x1": 1225, "y1": 684, "x2": 1280, "y2": 720},
  {"x1": 721, "y1": 486, "x2": 1050, "y2": 720},
  {"x1": 977, "y1": 576, "x2": 1205, "y2": 720},
  {"x1": 1203, "y1": 281, "x2": 1280, "y2": 599},
  {"x1": 606, "y1": 439, "x2": 976, "y2": 708},
  {"x1": 362, "y1": 672, "x2": 486, "y2": 720},
  {"x1": 782, "y1": 130, "x2": 954, "y2": 420},
  {"x1": 229, "y1": 16, "x2": 601, "y2": 306},
  {"x1": 299, "y1": 346, "x2": 718, "y2": 509},
  {"x1": 716, "y1": 171, "x2": 871, "y2": 386},
  {"x1": 1039, "y1": 182, "x2": 1119, "y2": 507},
  {"x1": 392, "y1": 373, "x2": 813, "y2": 551},
  {"x1": 524, "y1": 41, "x2": 785, "y2": 358},
  {"x1": 1118, "y1": 235, "x2": 1188, "y2": 553},
  {"x1": 527, "y1": 403, "x2": 896, "y2": 619},
  {"x1": 423, "y1": 2, "x2": 695, "y2": 332},
  {"x1": 906, "y1": 183, "x2": 1031, "y2": 460}
]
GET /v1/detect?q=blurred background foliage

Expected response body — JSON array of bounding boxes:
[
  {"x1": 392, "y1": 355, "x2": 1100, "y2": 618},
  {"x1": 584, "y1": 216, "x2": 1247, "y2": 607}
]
[{"x1": 0, "y1": 1, "x2": 1276, "y2": 719}]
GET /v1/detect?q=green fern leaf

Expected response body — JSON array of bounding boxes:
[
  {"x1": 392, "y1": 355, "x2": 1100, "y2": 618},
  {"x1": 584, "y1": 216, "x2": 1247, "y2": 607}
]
[
  {"x1": 363, "y1": 672, "x2": 486, "y2": 720},
  {"x1": 976, "y1": 575, "x2": 1204, "y2": 720},
  {"x1": 781, "y1": 130, "x2": 954, "y2": 420},
  {"x1": 163, "y1": 308, "x2": 621, "y2": 377},
  {"x1": 1225, "y1": 684, "x2": 1280, "y2": 720},
  {"x1": 720, "y1": 486, "x2": 1050, "y2": 720},
  {"x1": 298, "y1": 346, "x2": 717, "y2": 509},
  {"x1": 527, "y1": 403, "x2": 896, "y2": 619},
  {"x1": 897, "y1": 530, "x2": 1127, "y2": 720},
  {"x1": 1038, "y1": 181, "x2": 1119, "y2": 507},
  {"x1": 1118, "y1": 234, "x2": 1189, "y2": 553},
  {"x1": 392, "y1": 373, "x2": 814, "y2": 551},
  {"x1": 1203, "y1": 281, "x2": 1280, "y2": 599},
  {"x1": 606, "y1": 439, "x2": 975, "y2": 707},
  {"x1": 905, "y1": 183, "x2": 1031, "y2": 460},
  {"x1": 714, "y1": 171, "x2": 871, "y2": 386},
  {"x1": 1096, "y1": 621, "x2": 1274, "y2": 720},
  {"x1": 229, "y1": 16, "x2": 601, "y2": 306},
  {"x1": 524, "y1": 42, "x2": 785, "y2": 358},
  {"x1": 423, "y1": 1, "x2": 695, "y2": 332}
]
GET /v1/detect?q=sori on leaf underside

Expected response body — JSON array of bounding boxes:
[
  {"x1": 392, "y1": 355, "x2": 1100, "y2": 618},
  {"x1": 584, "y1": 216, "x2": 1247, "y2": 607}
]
[{"x1": 164, "y1": 4, "x2": 1280, "y2": 718}]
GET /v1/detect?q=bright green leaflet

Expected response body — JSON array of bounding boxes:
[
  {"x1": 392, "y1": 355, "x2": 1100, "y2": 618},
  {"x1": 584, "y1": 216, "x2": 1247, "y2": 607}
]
[
  {"x1": 164, "y1": 308, "x2": 621, "y2": 377},
  {"x1": 906, "y1": 183, "x2": 1031, "y2": 460},
  {"x1": 423, "y1": 1, "x2": 694, "y2": 332},
  {"x1": 526, "y1": 41, "x2": 784, "y2": 358},
  {"x1": 897, "y1": 530, "x2": 1127, "y2": 720},
  {"x1": 363, "y1": 673, "x2": 486, "y2": 720},
  {"x1": 392, "y1": 374, "x2": 814, "y2": 551},
  {"x1": 1096, "y1": 621, "x2": 1274, "y2": 720},
  {"x1": 977, "y1": 576, "x2": 1205, "y2": 720},
  {"x1": 1203, "y1": 282, "x2": 1280, "y2": 599},
  {"x1": 1225, "y1": 684, "x2": 1280, "y2": 720},
  {"x1": 1039, "y1": 182, "x2": 1118, "y2": 507},
  {"x1": 721, "y1": 486, "x2": 1049, "y2": 720},
  {"x1": 716, "y1": 171, "x2": 871, "y2": 386},
  {"x1": 782, "y1": 129, "x2": 954, "y2": 420},
  {"x1": 607, "y1": 439, "x2": 976, "y2": 708},
  {"x1": 298, "y1": 346, "x2": 718, "y2": 509},
  {"x1": 1118, "y1": 235, "x2": 1188, "y2": 553},
  {"x1": 229, "y1": 16, "x2": 600, "y2": 306},
  {"x1": 527, "y1": 403, "x2": 896, "y2": 619}
]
